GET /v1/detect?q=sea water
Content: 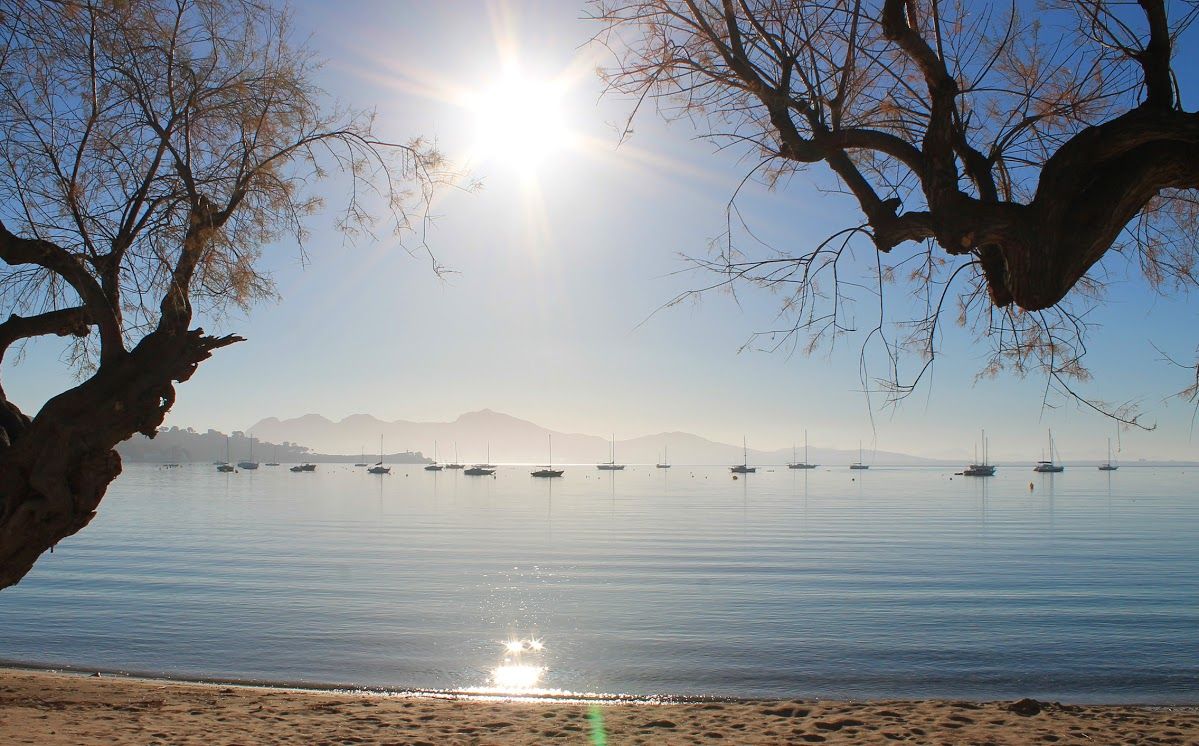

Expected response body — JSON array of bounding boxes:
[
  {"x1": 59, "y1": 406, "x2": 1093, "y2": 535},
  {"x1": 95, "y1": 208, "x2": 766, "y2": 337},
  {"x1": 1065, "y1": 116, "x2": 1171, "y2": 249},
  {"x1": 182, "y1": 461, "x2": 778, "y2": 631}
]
[{"x1": 0, "y1": 463, "x2": 1195, "y2": 702}]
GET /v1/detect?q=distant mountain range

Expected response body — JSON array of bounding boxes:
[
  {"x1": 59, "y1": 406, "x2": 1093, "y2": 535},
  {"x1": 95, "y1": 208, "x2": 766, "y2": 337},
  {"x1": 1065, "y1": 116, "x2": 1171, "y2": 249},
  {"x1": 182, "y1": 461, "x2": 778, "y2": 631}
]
[
  {"x1": 116, "y1": 426, "x2": 430, "y2": 465},
  {"x1": 245, "y1": 409, "x2": 941, "y2": 466}
]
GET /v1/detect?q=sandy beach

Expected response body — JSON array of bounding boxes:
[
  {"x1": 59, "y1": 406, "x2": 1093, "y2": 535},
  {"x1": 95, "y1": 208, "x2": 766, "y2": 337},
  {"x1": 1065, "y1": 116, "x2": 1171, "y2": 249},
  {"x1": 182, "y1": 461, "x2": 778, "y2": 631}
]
[{"x1": 0, "y1": 668, "x2": 1195, "y2": 745}]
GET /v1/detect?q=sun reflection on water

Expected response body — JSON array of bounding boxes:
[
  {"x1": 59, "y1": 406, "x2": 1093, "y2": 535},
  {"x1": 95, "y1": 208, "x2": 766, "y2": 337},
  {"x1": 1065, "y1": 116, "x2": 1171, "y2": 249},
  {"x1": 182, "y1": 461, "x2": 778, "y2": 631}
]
[
  {"x1": 492, "y1": 662, "x2": 545, "y2": 690},
  {"x1": 470, "y1": 636, "x2": 556, "y2": 696}
]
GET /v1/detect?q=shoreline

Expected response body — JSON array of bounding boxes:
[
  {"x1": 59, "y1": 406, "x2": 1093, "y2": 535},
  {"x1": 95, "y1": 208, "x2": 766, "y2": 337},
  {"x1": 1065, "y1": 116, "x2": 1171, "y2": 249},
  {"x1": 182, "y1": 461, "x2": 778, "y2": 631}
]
[
  {"x1": 6, "y1": 660, "x2": 1198, "y2": 707},
  {"x1": 3, "y1": 668, "x2": 1197, "y2": 745}
]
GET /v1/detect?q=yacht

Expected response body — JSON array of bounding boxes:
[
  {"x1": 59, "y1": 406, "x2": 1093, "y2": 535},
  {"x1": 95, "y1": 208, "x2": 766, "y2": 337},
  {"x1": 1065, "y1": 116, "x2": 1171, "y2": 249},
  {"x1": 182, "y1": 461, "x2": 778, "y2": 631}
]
[
  {"x1": 1033, "y1": 429, "x2": 1065, "y2": 472},
  {"x1": 217, "y1": 435, "x2": 235, "y2": 472},
  {"x1": 424, "y1": 441, "x2": 444, "y2": 471},
  {"x1": 445, "y1": 442, "x2": 465, "y2": 469},
  {"x1": 730, "y1": 437, "x2": 756, "y2": 474},
  {"x1": 290, "y1": 463, "x2": 316, "y2": 472},
  {"x1": 656, "y1": 446, "x2": 671, "y2": 469},
  {"x1": 367, "y1": 435, "x2": 390, "y2": 474},
  {"x1": 1098, "y1": 438, "x2": 1119, "y2": 471},
  {"x1": 532, "y1": 435, "x2": 564, "y2": 478},
  {"x1": 850, "y1": 441, "x2": 869, "y2": 469},
  {"x1": 354, "y1": 447, "x2": 368, "y2": 467},
  {"x1": 237, "y1": 435, "x2": 259, "y2": 470},
  {"x1": 596, "y1": 434, "x2": 625, "y2": 470},
  {"x1": 787, "y1": 430, "x2": 818, "y2": 469},
  {"x1": 465, "y1": 465, "x2": 496, "y2": 476},
  {"x1": 963, "y1": 429, "x2": 996, "y2": 476},
  {"x1": 478, "y1": 444, "x2": 496, "y2": 469}
]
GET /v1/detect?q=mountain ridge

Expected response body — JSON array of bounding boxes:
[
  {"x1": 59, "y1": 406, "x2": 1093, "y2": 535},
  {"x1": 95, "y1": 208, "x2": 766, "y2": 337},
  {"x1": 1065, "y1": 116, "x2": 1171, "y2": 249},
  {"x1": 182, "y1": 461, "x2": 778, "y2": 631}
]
[{"x1": 245, "y1": 409, "x2": 942, "y2": 466}]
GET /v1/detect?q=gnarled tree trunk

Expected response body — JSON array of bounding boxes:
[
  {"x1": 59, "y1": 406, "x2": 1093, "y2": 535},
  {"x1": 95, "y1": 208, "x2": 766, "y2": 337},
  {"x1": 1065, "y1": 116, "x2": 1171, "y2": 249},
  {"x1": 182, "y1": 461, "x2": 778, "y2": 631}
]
[{"x1": 0, "y1": 327, "x2": 239, "y2": 588}]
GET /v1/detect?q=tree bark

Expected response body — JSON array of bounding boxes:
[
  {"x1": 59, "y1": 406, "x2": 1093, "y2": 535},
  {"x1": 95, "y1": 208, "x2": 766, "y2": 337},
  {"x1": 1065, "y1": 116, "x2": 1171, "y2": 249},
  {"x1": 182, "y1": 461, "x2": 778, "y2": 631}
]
[{"x1": 0, "y1": 327, "x2": 240, "y2": 589}]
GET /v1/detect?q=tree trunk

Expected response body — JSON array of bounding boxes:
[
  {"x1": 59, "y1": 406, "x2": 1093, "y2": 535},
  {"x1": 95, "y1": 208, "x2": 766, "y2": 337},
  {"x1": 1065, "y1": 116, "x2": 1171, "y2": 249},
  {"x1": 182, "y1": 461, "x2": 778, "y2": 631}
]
[{"x1": 0, "y1": 327, "x2": 239, "y2": 589}]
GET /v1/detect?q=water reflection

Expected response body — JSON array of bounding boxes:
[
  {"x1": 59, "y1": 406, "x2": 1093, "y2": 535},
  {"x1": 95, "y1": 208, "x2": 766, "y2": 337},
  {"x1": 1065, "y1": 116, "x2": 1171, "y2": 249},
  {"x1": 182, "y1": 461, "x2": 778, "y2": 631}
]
[{"x1": 481, "y1": 637, "x2": 548, "y2": 693}]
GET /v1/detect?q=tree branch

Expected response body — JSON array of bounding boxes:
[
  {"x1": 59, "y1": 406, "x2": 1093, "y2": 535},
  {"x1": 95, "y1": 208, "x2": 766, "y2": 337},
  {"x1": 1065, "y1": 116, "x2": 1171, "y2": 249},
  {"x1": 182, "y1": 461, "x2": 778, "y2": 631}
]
[
  {"x1": 1136, "y1": 0, "x2": 1174, "y2": 110},
  {"x1": 0, "y1": 221, "x2": 122, "y2": 363}
]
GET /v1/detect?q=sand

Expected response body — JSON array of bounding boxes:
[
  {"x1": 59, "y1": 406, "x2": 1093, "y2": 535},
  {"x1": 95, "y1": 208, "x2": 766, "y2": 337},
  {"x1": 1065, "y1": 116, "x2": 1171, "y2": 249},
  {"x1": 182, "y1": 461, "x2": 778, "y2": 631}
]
[{"x1": 0, "y1": 668, "x2": 1196, "y2": 745}]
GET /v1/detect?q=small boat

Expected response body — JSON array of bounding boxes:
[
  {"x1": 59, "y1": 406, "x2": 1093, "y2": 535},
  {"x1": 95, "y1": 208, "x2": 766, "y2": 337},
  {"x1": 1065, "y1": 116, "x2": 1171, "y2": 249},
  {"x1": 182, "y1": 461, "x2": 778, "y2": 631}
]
[
  {"x1": 656, "y1": 445, "x2": 671, "y2": 469},
  {"x1": 596, "y1": 433, "x2": 625, "y2": 470},
  {"x1": 290, "y1": 463, "x2": 316, "y2": 472},
  {"x1": 355, "y1": 447, "x2": 367, "y2": 467},
  {"x1": 265, "y1": 445, "x2": 280, "y2": 466},
  {"x1": 850, "y1": 441, "x2": 869, "y2": 470},
  {"x1": 444, "y1": 442, "x2": 465, "y2": 469},
  {"x1": 532, "y1": 435, "x2": 564, "y2": 478},
  {"x1": 787, "y1": 430, "x2": 818, "y2": 469},
  {"x1": 465, "y1": 466, "x2": 496, "y2": 476},
  {"x1": 730, "y1": 437, "x2": 756, "y2": 474},
  {"x1": 1033, "y1": 429, "x2": 1064, "y2": 472},
  {"x1": 422, "y1": 443, "x2": 441, "y2": 472},
  {"x1": 237, "y1": 435, "x2": 259, "y2": 470},
  {"x1": 367, "y1": 435, "x2": 391, "y2": 474},
  {"x1": 963, "y1": 429, "x2": 996, "y2": 477},
  {"x1": 478, "y1": 443, "x2": 496, "y2": 469},
  {"x1": 1098, "y1": 437, "x2": 1119, "y2": 471},
  {"x1": 217, "y1": 436, "x2": 235, "y2": 472}
]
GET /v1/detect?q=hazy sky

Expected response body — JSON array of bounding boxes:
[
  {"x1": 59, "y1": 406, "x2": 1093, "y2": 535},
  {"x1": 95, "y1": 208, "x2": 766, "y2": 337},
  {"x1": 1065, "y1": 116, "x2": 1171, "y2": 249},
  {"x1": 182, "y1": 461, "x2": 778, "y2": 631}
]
[{"x1": 5, "y1": 0, "x2": 1199, "y2": 461}]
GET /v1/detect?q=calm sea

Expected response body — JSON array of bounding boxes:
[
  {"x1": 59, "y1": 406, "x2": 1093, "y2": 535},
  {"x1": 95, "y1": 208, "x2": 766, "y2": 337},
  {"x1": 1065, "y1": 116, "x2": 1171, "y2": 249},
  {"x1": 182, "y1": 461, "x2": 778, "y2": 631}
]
[{"x1": 1, "y1": 463, "x2": 1196, "y2": 702}]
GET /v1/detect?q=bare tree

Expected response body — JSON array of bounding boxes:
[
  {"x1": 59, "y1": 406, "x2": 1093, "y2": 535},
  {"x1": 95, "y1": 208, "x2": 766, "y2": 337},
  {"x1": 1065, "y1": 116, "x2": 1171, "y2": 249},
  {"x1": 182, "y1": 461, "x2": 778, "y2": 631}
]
[
  {"x1": 594, "y1": 0, "x2": 1199, "y2": 420},
  {"x1": 0, "y1": 0, "x2": 444, "y2": 588}
]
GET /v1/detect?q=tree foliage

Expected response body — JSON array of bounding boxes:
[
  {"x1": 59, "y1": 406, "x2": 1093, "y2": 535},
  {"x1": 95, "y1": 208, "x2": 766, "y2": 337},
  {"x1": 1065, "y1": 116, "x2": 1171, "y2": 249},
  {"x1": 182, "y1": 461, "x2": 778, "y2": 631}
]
[
  {"x1": 0, "y1": 0, "x2": 443, "y2": 588},
  {"x1": 595, "y1": 0, "x2": 1199, "y2": 420}
]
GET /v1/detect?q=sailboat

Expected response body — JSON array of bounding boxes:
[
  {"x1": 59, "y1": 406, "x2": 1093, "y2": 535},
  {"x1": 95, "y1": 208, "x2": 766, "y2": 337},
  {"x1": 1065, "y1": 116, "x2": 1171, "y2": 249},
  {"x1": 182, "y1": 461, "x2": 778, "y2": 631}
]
[
  {"x1": 1098, "y1": 437, "x2": 1119, "y2": 471},
  {"x1": 532, "y1": 435, "x2": 564, "y2": 478},
  {"x1": 1033, "y1": 429, "x2": 1065, "y2": 472},
  {"x1": 596, "y1": 433, "x2": 625, "y2": 470},
  {"x1": 217, "y1": 436, "x2": 235, "y2": 472},
  {"x1": 656, "y1": 445, "x2": 671, "y2": 469},
  {"x1": 237, "y1": 435, "x2": 259, "y2": 470},
  {"x1": 265, "y1": 445, "x2": 280, "y2": 467},
  {"x1": 445, "y1": 442, "x2": 464, "y2": 470},
  {"x1": 787, "y1": 430, "x2": 818, "y2": 469},
  {"x1": 367, "y1": 435, "x2": 390, "y2": 474},
  {"x1": 424, "y1": 440, "x2": 444, "y2": 471},
  {"x1": 355, "y1": 447, "x2": 367, "y2": 467},
  {"x1": 963, "y1": 429, "x2": 996, "y2": 476},
  {"x1": 479, "y1": 443, "x2": 496, "y2": 469},
  {"x1": 730, "y1": 437, "x2": 756, "y2": 474},
  {"x1": 467, "y1": 444, "x2": 497, "y2": 474},
  {"x1": 849, "y1": 441, "x2": 869, "y2": 470}
]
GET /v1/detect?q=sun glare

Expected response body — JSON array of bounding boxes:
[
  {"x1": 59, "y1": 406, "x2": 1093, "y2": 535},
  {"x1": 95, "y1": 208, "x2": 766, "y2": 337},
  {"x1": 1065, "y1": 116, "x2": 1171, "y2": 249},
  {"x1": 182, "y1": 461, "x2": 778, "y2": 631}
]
[{"x1": 467, "y1": 70, "x2": 571, "y2": 172}]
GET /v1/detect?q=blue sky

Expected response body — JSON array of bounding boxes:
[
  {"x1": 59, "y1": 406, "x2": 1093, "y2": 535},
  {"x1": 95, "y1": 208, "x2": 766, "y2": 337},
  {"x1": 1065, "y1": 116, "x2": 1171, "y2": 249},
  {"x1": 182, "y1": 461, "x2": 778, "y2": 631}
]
[{"x1": 4, "y1": 0, "x2": 1198, "y2": 461}]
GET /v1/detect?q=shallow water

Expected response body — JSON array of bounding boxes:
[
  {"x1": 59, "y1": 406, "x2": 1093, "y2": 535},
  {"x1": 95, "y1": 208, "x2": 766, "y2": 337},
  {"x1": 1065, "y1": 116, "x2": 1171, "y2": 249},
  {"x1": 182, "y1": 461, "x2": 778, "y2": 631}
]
[{"x1": 1, "y1": 463, "x2": 1196, "y2": 702}]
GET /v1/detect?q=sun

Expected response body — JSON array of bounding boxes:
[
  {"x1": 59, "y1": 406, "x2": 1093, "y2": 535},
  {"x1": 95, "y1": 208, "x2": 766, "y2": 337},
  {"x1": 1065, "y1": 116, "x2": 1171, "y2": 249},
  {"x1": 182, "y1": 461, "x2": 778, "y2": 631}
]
[{"x1": 466, "y1": 68, "x2": 571, "y2": 173}]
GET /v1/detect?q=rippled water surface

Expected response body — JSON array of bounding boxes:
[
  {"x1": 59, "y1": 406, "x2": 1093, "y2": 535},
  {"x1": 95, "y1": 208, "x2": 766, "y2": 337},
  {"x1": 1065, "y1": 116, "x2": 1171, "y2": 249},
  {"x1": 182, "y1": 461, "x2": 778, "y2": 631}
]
[{"x1": 1, "y1": 463, "x2": 1196, "y2": 702}]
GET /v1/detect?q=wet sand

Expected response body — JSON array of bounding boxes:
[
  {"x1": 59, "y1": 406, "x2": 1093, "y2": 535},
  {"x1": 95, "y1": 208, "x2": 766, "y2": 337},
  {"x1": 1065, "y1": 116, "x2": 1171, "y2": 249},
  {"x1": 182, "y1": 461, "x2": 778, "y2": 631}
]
[{"x1": 1, "y1": 668, "x2": 1196, "y2": 744}]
